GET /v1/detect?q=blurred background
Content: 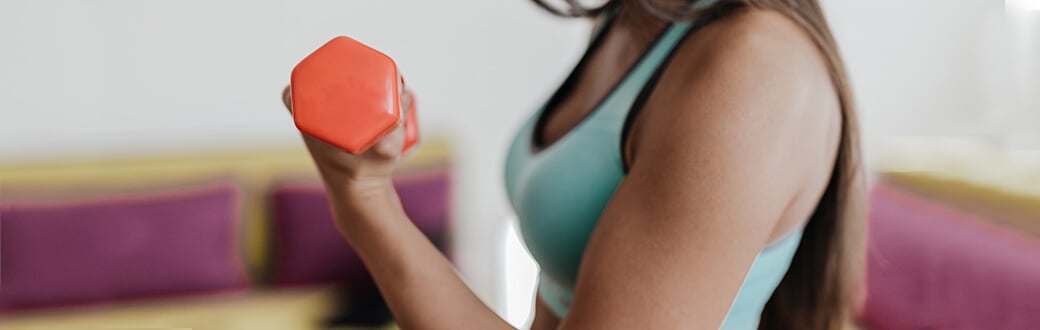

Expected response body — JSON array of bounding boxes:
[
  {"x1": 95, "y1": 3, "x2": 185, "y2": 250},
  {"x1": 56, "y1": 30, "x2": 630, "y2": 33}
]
[{"x1": 1, "y1": 0, "x2": 1037, "y2": 329}]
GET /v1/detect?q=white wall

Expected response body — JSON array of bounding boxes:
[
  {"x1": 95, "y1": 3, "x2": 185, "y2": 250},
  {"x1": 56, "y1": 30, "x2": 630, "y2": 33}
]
[
  {"x1": 823, "y1": 0, "x2": 1038, "y2": 159},
  {"x1": 1001, "y1": 5, "x2": 1040, "y2": 148},
  {"x1": 1, "y1": 0, "x2": 1035, "y2": 321}
]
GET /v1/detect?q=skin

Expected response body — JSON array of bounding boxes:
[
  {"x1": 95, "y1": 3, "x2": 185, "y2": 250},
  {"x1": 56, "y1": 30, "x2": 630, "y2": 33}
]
[{"x1": 282, "y1": 4, "x2": 840, "y2": 330}]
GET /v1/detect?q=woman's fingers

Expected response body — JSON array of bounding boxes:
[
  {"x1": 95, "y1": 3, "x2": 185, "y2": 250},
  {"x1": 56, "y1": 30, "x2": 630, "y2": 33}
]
[
  {"x1": 370, "y1": 121, "x2": 406, "y2": 158},
  {"x1": 370, "y1": 90, "x2": 409, "y2": 158},
  {"x1": 282, "y1": 85, "x2": 293, "y2": 114},
  {"x1": 401, "y1": 89, "x2": 414, "y2": 120}
]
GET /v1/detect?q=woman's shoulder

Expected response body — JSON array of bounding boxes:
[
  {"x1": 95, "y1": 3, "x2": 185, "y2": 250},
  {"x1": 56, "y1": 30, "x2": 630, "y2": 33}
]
[
  {"x1": 631, "y1": 6, "x2": 838, "y2": 136},
  {"x1": 677, "y1": 7, "x2": 832, "y2": 89},
  {"x1": 624, "y1": 6, "x2": 841, "y2": 190}
]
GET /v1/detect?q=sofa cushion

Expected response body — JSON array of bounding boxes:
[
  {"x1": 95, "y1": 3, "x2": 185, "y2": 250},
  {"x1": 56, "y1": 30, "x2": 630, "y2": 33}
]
[
  {"x1": 0, "y1": 183, "x2": 248, "y2": 312},
  {"x1": 863, "y1": 183, "x2": 1040, "y2": 329}
]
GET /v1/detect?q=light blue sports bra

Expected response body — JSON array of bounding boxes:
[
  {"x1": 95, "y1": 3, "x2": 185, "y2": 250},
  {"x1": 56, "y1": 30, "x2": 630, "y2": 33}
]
[{"x1": 504, "y1": 11, "x2": 804, "y2": 329}]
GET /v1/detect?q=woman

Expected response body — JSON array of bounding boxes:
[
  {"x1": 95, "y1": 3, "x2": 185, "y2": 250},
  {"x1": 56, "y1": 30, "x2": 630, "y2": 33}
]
[{"x1": 282, "y1": 0, "x2": 865, "y2": 328}]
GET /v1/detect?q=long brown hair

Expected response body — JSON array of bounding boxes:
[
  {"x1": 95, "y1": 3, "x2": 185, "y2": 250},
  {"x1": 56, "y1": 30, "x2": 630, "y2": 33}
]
[{"x1": 531, "y1": 0, "x2": 867, "y2": 329}]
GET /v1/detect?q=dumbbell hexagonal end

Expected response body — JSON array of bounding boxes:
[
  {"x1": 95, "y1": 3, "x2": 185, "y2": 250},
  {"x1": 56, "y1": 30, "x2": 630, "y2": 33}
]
[{"x1": 290, "y1": 36, "x2": 402, "y2": 154}]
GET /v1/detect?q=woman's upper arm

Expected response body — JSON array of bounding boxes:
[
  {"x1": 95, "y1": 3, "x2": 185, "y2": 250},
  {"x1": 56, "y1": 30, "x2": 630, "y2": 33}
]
[{"x1": 558, "y1": 11, "x2": 833, "y2": 329}]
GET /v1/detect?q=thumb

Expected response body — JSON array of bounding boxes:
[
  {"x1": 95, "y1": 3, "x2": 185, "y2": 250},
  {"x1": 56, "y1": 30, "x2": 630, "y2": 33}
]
[
  {"x1": 282, "y1": 85, "x2": 293, "y2": 114},
  {"x1": 401, "y1": 89, "x2": 414, "y2": 121}
]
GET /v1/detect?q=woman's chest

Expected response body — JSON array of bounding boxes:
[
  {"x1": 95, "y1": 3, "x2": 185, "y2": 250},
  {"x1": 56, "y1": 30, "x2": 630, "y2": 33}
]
[
  {"x1": 503, "y1": 114, "x2": 628, "y2": 284},
  {"x1": 538, "y1": 21, "x2": 662, "y2": 148}
]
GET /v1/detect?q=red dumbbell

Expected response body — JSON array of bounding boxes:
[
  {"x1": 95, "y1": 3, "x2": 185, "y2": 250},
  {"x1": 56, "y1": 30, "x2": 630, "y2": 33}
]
[{"x1": 290, "y1": 36, "x2": 418, "y2": 154}]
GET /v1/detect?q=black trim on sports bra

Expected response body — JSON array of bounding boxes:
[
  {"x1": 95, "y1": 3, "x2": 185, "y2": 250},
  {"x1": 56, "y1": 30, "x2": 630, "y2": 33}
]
[
  {"x1": 620, "y1": 4, "x2": 742, "y2": 173},
  {"x1": 531, "y1": 11, "x2": 675, "y2": 154}
]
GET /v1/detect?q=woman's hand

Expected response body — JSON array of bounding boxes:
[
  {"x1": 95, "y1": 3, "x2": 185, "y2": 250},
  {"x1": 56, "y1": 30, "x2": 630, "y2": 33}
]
[
  {"x1": 279, "y1": 84, "x2": 510, "y2": 330},
  {"x1": 281, "y1": 85, "x2": 412, "y2": 195}
]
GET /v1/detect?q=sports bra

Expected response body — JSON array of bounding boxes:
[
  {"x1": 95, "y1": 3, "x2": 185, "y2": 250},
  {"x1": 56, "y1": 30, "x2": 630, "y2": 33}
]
[{"x1": 503, "y1": 8, "x2": 804, "y2": 329}]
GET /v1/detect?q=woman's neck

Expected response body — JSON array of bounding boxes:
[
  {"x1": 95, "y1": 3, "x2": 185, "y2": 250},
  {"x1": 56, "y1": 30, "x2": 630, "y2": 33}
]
[{"x1": 614, "y1": 1, "x2": 671, "y2": 45}]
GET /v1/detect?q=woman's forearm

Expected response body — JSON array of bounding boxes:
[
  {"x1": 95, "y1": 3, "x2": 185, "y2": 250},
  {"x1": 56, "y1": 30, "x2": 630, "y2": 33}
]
[{"x1": 323, "y1": 179, "x2": 513, "y2": 329}]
